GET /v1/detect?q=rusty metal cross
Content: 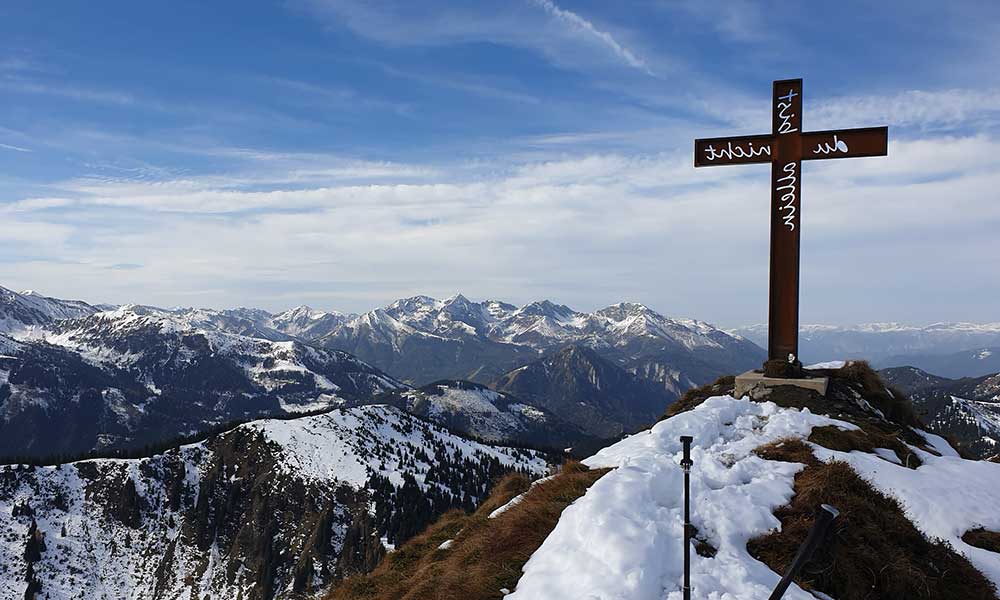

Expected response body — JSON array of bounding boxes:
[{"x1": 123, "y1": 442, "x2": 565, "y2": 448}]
[{"x1": 694, "y1": 78, "x2": 888, "y2": 364}]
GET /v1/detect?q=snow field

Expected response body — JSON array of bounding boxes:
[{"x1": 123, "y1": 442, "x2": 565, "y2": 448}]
[{"x1": 507, "y1": 395, "x2": 859, "y2": 600}]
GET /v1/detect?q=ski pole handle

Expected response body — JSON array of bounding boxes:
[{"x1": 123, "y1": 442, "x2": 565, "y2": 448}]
[{"x1": 680, "y1": 435, "x2": 693, "y2": 471}]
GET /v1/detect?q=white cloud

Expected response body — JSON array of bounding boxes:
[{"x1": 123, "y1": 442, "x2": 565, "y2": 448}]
[{"x1": 2, "y1": 134, "x2": 998, "y2": 325}]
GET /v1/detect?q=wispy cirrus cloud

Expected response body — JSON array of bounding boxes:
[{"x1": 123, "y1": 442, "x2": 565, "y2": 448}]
[
  {"x1": 293, "y1": 0, "x2": 658, "y2": 76},
  {"x1": 529, "y1": 0, "x2": 653, "y2": 75},
  {"x1": 0, "y1": 143, "x2": 32, "y2": 153}
]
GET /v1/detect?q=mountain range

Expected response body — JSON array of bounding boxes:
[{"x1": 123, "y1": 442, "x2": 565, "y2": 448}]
[
  {"x1": 734, "y1": 322, "x2": 1000, "y2": 377},
  {"x1": 0, "y1": 288, "x2": 402, "y2": 459},
  {"x1": 1, "y1": 286, "x2": 763, "y2": 459},
  {"x1": 276, "y1": 294, "x2": 765, "y2": 395}
]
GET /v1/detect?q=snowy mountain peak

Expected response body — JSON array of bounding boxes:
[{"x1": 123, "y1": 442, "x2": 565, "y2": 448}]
[
  {"x1": 597, "y1": 301, "x2": 656, "y2": 317},
  {"x1": 268, "y1": 305, "x2": 353, "y2": 339},
  {"x1": 0, "y1": 285, "x2": 99, "y2": 334},
  {"x1": 387, "y1": 294, "x2": 443, "y2": 313},
  {"x1": 515, "y1": 300, "x2": 579, "y2": 319}
]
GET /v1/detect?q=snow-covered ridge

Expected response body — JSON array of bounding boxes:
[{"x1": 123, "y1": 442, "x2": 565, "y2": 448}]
[
  {"x1": 317, "y1": 294, "x2": 742, "y2": 353},
  {"x1": 0, "y1": 404, "x2": 548, "y2": 600},
  {"x1": 0, "y1": 285, "x2": 98, "y2": 335},
  {"x1": 255, "y1": 404, "x2": 548, "y2": 486},
  {"x1": 366, "y1": 380, "x2": 587, "y2": 450},
  {"x1": 40, "y1": 304, "x2": 400, "y2": 395},
  {"x1": 507, "y1": 395, "x2": 1000, "y2": 600}
]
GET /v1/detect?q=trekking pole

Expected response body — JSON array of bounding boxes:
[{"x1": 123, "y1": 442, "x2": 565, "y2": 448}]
[
  {"x1": 768, "y1": 504, "x2": 840, "y2": 600},
  {"x1": 680, "y1": 435, "x2": 693, "y2": 600}
]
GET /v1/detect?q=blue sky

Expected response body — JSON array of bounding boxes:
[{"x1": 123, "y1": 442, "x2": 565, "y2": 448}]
[{"x1": 1, "y1": 1, "x2": 999, "y2": 326}]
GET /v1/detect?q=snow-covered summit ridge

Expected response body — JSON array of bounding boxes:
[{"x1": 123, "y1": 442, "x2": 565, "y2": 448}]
[
  {"x1": 0, "y1": 285, "x2": 98, "y2": 335},
  {"x1": 509, "y1": 393, "x2": 1000, "y2": 600},
  {"x1": 315, "y1": 294, "x2": 740, "y2": 352}
]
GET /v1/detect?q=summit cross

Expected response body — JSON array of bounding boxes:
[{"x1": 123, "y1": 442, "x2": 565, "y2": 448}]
[{"x1": 694, "y1": 78, "x2": 888, "y2": 364}]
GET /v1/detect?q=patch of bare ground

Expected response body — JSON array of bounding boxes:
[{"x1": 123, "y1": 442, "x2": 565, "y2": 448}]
[
  {"x1": 749, "y1": 439, "x2": 997, "y2": 600},
  {"x1": 325, "y1": 461, "x2": 608, "y2": 600},
  {"x1": 964, "y1": 528, "x2": 1000, "y2": 555}
]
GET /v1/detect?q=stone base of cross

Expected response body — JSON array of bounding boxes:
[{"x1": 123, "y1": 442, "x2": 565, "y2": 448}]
[{"x1": 694, "y1": 78, "x2": 888, "y2": 369}]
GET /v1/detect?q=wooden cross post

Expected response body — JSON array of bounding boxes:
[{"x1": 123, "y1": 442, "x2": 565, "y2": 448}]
[{"x1": 694, "y1": 79, "x2": 888, "y2": 365}]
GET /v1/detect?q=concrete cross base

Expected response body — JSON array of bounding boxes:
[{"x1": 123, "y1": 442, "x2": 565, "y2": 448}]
[{"x1": 733, "y1": 370, "x2": 829, "y2": 400}]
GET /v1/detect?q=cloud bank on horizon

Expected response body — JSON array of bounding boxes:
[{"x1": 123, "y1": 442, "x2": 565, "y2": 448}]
[{"x1": 0, "y1": 0, "x2": 998, "y2": 326}]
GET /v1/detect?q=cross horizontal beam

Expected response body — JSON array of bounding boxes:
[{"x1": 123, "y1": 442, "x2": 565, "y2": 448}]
[{"x1": 694, "y1": 126, "x2": 888, "y2": 168}]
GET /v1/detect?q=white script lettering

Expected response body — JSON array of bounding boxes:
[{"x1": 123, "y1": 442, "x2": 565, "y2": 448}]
[
  {"x1": 775, "y1": 161, "x2": 797, "y2": 231},
  {"x1": 704, "y1": 141, "x2": 771, "y2": 162},
  {"x1": 813, "y1": 134, "x2": 849, "y2": 155},
  {"x1": 776, "y1": 89, "x2": 798, "y2": 135}
]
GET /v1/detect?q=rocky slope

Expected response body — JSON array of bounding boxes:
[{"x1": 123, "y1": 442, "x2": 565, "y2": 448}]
[
  {"x1": 494, "y1": 346, "x2": 675, "y2": 439},
  {"x1": 0, "y1": 405, "x2": 547, "y2": 600},
  {"x1": 882, "y1": 366, "x2": 1000, "y2": 459}
]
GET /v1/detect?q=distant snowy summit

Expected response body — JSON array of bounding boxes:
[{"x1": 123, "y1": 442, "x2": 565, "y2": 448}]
[
  {"x1": 271, "y1": 294, "x2": 764, "y2": 392},
  {"x1": 732, "y1": 321, "x2": 1000, "y2": 377}
]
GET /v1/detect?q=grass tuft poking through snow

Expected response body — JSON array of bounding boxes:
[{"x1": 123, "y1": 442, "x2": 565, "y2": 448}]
[{"x1": 749, "y1": 439, "x2": 996, "y2": 600}]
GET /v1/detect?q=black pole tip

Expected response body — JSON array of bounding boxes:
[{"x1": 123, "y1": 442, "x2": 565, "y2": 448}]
[{"x1": 680, "y1": 435, "x2": 693, "y2": 444}]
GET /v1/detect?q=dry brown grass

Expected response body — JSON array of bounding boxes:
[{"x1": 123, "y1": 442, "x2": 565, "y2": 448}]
[
  {"x1": 807, "y1": 425, "x2": 923, "y2": 468},
  {"x1": 964, "y1": 528, "x2": 1000, "y2": 555},
  {"x1": 833, "y1": 361, "x2": 921, "y2": 427},
  {"x1": 748, "y1": 441, "x2": 997, "y2": 600},
  {"x1": 325, "y1": 461, "x2": 607, "y2": 600}
]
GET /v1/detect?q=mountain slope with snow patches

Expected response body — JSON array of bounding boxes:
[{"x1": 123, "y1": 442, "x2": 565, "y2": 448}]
[
  {"x1": 268, "y1": 305, "x2": 355, "y2": 340},
  {"x1": 364, "y1": 379, "x2": 596, "y2": 451},
  {"x1": 883, "y1": 367, "x2": 1000, "y2": 459},
  {"x1": 0, "y1": 286, "x2": 98, "y2": 335},
  {"x1": 0, "y1": 404, "x2": 548, "y2": 600},
  {"x1": 0, "y1": 304, "x2": 404, "y2": 459}
]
